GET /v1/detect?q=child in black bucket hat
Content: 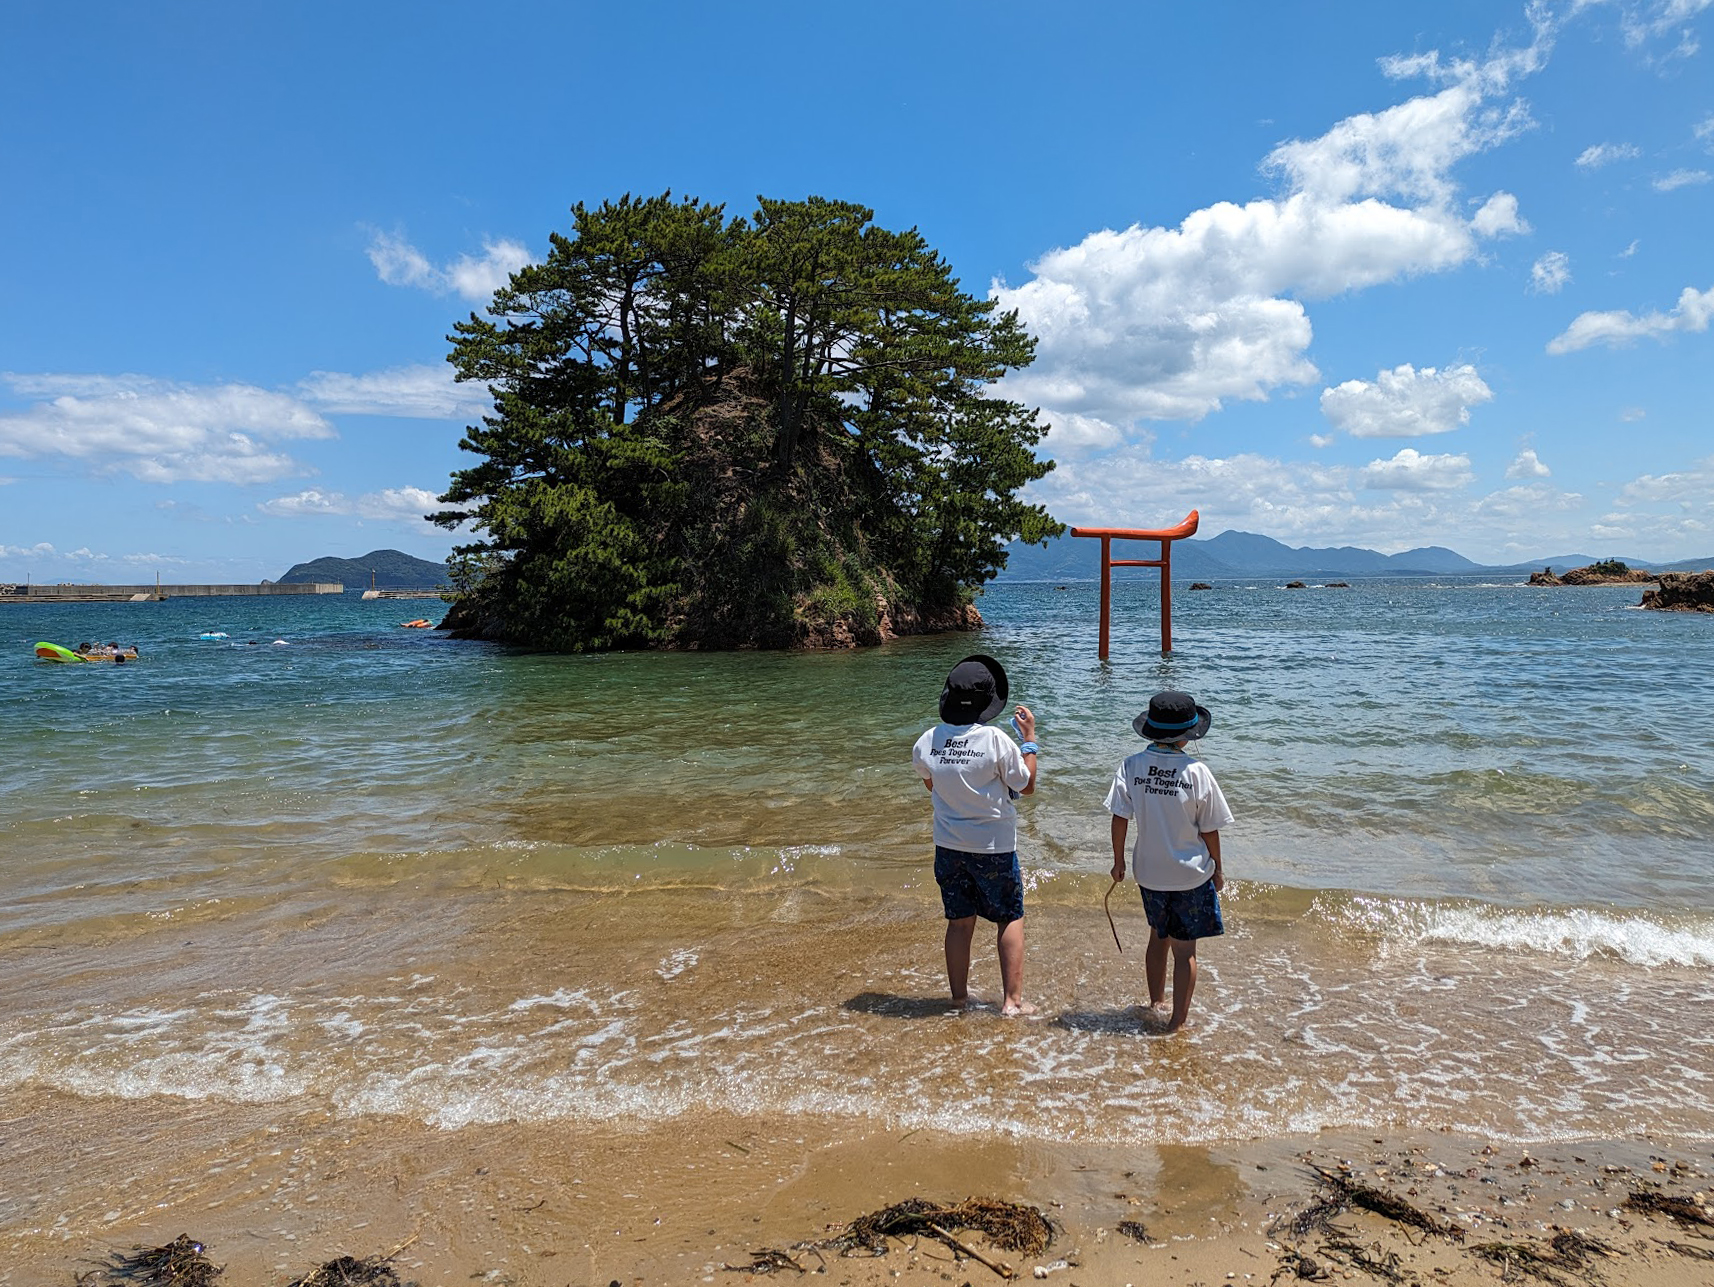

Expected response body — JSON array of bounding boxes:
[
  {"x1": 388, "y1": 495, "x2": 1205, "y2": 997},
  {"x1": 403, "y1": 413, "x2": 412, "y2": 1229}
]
[
  {"x1": 912, "y1": 654, "x2": 1039, "y2": 1015},
  {"x1": 1105, "y1": 690, "x2": 1233, "y2": 1033}
]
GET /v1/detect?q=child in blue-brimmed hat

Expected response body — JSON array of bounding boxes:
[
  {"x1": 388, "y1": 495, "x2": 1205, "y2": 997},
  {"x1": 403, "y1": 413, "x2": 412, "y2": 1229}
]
[
  {"x1": 1105, "y1": 690, "x2": 1233, "y2": 1033},
  {"x1": 912, "y1": 654, "x2": 1039, "y2": 1015}
]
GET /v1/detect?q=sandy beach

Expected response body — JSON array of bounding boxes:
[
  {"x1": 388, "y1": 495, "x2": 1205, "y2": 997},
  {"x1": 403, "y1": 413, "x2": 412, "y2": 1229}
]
[{"x1": 8, "y1": 1084, "x2": 1713, "y2": 1286}]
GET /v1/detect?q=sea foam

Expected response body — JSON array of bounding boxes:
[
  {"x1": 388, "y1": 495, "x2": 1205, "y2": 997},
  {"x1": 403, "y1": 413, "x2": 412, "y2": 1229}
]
[{"x1": 1325, "y1": 896, "x2": 1714, "y2": 969}]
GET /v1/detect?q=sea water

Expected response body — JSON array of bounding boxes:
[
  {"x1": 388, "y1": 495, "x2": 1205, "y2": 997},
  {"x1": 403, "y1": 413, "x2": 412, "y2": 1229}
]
[{"x1": 1, "y1": 579, "x2": 1711, "y2": 1147}]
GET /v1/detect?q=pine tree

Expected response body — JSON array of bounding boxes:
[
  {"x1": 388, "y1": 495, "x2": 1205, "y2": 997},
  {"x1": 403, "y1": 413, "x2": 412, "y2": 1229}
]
[{"x1": 434, "y1": 192, "x2": 1062, "y2": 650}]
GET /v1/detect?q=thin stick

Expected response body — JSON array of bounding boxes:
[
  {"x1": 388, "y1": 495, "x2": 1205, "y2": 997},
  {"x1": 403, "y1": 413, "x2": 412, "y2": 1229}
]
[
  {"x1": 926, "y1": 1223, "x2": 1014, "y2": 1279},
  {"x1": 1103, "y1": 878, "x2": 1124, "y2": 953}
]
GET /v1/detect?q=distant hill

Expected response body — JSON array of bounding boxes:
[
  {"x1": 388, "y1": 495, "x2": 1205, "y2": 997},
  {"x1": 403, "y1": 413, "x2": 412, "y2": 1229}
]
[
  {"x1": 278, "y1": 549, "x2": 449, "y2": 589},
  {"x1": 996, "y1": 530, "x2": 1713, "y2": 581}
]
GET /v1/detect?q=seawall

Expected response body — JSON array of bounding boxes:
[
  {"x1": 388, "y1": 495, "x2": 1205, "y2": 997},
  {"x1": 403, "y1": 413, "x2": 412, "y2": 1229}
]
[{"x1": 1, "y1": 582, "x2": 344, "y2": 603}]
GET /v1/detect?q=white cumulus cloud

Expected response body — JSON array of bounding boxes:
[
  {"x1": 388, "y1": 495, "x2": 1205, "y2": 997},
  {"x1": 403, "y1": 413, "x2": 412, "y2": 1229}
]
[
  {"x1": 1472, "y1": 191, "x2": 1530, "y2": 236},
  {"x1": 1614, "y1": 456, "x2": 1714, "y2": 505},
  {"x1": 0, "y1": 374, "x2": 333, "y2": 484},
  {"x1": 1590, "y1": 455, "x2": 1714, "y2": 548},
  {"x1": 1546, "y1": 283, "x2": 1714, "y2": 352},
  {"x1": 1358, "y1": 447, "x2": 1475, "y2": 491},
  {"x1": 991, "y1": 24, "x2": 1547, "y2": 446},
  {"x1": 1319, "y1": 363, "x2": 1494, "y2": 438},
  {"x1": 1654, "y1": 168, "x2": 1712, "y2": 191},
  {"x1": 258, "y1": 486, "x2": 444, "y2": 527},
  {"x1": 366, "y1": 230, "x2": 531, "y2": 303},
  {"x1": 1575, "y1": 141, "x2": 1641, "y2": 167},
  {"x1": 1531, "y1": 250, "x2": 1572, "y2": 293},
  {"x1": 296, "y1": 365, "x2": 491, "y2": 419},
  {"x1": 1507, "y1": 447, "x2": 1553, "y2": 478}
]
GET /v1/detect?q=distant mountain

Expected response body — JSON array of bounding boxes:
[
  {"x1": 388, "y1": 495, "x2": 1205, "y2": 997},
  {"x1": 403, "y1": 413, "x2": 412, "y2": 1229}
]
[
  {"x1": 278, "y1": 549, "x2": 449, "y2": 589},
  {"x1": 996, "y1": 530, "x2": 1712, "y2": 581}
]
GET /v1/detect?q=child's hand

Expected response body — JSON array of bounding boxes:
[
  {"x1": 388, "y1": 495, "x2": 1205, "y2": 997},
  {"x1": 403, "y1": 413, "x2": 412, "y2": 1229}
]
[
  {"x1": 1110, "y1": 859, "x2": 1125, "y2": 883},
  {"x1": 1212, "y1": 868, "x2": 1225, "y2": 892},
  {"x1": 1013, "y1": 704, "x2": 1036, "y2": 740}
]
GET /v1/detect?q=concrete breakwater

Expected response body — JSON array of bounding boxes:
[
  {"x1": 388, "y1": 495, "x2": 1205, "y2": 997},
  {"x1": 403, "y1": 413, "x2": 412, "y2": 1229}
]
[{"x1": 0, "y1": 582, "x2": 343, "y2": 603}]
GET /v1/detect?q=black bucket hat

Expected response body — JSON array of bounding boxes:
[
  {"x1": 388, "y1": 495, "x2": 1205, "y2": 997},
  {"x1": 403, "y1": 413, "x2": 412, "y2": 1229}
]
[
  {"x1": 939, "y1": 654, "x2": 1009, "y2": 725},
  {"x1": 1133, "y1": 690, "x2": 1211, "y2": 742}
]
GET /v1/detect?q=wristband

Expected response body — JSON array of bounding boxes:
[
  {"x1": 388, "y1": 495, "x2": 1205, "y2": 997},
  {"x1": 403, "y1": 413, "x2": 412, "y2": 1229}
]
[{"x1": 1019, "y1": 740, "x2": 1039, "y2": 755}]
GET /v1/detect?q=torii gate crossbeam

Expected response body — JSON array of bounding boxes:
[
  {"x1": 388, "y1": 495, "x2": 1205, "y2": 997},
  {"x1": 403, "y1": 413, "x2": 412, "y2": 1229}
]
[{"x1": 1070, "y1": 511, "x2": 1200, "y2": 659}]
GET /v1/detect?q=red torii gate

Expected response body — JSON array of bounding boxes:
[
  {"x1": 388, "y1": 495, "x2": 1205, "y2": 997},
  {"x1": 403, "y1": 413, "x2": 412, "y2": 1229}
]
[{"x1": 1071, "y1": 511, "x2": 1200, "y2": 659}]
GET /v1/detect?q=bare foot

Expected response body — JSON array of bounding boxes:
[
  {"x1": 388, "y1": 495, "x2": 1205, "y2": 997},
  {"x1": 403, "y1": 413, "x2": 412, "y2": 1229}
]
[{"x1": 1001, "y1": 1000, "x2": 1038, "y2": 1017}]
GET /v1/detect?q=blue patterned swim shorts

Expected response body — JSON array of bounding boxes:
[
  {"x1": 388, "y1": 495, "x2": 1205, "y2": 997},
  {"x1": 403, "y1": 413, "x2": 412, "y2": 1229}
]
[
  {"x1": 1140, "y1": 878, "x2": 1224, "y2": 941},
  {"x1": 934, "y1": 847, "x2": 1024, "y2": 924}
]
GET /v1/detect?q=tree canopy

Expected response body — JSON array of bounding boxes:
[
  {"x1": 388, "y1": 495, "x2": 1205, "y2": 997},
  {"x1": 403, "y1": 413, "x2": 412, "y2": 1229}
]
[{"x1": 434, "y1": 192, "x2": 1063, "y2": 650}]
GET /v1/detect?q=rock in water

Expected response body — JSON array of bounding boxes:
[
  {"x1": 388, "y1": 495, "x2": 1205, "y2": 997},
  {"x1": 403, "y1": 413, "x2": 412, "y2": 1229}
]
[{"x1": 1640, "y1": 570, "x2": 1714, "y2": 612}]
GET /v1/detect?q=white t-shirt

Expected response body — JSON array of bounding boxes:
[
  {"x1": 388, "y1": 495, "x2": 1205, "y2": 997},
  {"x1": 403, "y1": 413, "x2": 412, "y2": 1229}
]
[
  {"x1": 912, "y1": 722, "x2": 1032, "y2": 854},
  {"x1": 1104, "y1": 745, "x2": 1234, "y2": 891}
]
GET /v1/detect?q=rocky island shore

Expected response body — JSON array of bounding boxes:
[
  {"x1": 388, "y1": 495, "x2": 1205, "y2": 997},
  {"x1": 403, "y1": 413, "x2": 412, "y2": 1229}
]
[
  {"x1": 1529, "y1": 560, "x2": 1658, "y2": 586},
  {"x1": 1641, "y1": 570, "x2": 1714, "y2": 613}
]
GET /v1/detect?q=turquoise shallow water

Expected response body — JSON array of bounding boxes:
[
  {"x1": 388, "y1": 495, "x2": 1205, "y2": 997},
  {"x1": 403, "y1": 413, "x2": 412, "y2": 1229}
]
[
  {"x1": 6, "y1": 579, "x2": 1709, "y2": 913},
  {"x1": 2, "y1": 579, "x2": 1712, "y2": 1145}
]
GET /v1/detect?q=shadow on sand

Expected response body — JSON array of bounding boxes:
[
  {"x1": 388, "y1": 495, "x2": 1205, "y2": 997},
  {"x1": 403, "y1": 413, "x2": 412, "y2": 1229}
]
[
  {"x1": 845, "y1": 994, "x2": 1170, "y2": 1033},
  {"x1": 1052, "y1": 1006, "x2": 1165, "y2": 1036},
  {"x1": 842, "y1": 992, "x2": 964, "y2": 1020}
]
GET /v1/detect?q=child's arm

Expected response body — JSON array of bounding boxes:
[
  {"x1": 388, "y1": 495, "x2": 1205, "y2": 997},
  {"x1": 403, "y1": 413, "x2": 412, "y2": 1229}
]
[
  {"x1": 1110, "y1": 815, "x2": 1128, "y2": 883},
  {"x1": 1201, "y1": 829, "x2": 1223, "y2": 891},
  {"x1": 1014, "y1": 704, "x2": 1037, "y2": 796}
]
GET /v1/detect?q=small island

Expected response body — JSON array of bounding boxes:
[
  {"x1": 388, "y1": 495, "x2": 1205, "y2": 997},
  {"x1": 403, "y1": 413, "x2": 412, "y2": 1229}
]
[
  {"x1": 1528, "y1": 559, "x2": 1657, "y2": 587},
  {"x1": 433, "y1": 193, "x2": 1060, "y2": 651}
]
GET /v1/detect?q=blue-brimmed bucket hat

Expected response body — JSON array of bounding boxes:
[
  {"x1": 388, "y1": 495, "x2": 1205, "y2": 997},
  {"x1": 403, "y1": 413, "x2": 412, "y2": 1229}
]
[
  {"x1": 939, "y1": 654, "x2": 1009, "y2": 725},
  {"x1": 1133, "y1": 690, "x2": 1211, "y2": 741}
]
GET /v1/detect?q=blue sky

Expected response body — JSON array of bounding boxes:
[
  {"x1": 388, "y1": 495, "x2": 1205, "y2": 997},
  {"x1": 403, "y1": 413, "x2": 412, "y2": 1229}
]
[{"x1": 2, "y1": 1, "x2": 1711, "y2": 582}]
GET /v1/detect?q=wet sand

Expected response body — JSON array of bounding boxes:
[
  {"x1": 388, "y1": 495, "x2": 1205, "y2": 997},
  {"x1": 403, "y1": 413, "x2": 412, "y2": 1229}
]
[{"x1": 7, "y1": 1086, "x2": 1712, "y2": 1286}]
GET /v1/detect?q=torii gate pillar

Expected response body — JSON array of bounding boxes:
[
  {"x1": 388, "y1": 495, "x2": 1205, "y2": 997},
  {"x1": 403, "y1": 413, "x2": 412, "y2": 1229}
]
[{"x1": 1071, "y1": 511, "x2": 1199, "y2": 659}]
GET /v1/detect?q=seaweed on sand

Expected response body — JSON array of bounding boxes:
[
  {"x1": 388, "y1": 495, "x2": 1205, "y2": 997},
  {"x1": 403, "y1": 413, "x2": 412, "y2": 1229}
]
[
  {"x1": 1623, "y1": 1187, "x2": 1714, "y2": 1228},
  {"x1": 286, "y1": 1254, "x2": 415, "y2": 1287},
  {"x1": 1304, "y1": 1166, "x2": 1466, "y2": 1240},
  {"x1": 1468, "y1": 1230, "x2": 1614, "y2": 1286},
  {"x1": 832, "y1": 1197, "x2": 1054, "y2": 1258},
  {"x1": 1654, "y1": 1237, "x2": 1714, "y2": 1261},
  {"x1": 725, "y1": 1196, "x2": 1053, "y2": 1278},
  {"x1": 1470, "y1": 1241, "x2": 1575, "y2": 1286},
  {"x1": 719, "y1": 1248, "x2": 814, "y2": 1275},
  {"x1": 1317, "y1": 1234, "x2": 1409, "y2": 1284},
  {"x1": 95, "y1": 1236, "x2": 223, "y2": 1287}
]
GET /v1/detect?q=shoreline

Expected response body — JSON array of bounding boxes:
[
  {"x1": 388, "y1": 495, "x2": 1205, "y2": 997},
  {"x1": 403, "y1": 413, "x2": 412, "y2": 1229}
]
[{"x1": 9, "y1": 1089, "x2": 1713, "y2": 1286}]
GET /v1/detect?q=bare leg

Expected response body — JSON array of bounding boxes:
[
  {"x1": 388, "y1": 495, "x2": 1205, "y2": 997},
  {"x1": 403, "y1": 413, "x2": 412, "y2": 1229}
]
[
  {"x1": 944, "y1": 916, "x2": 977, "y2": 1005},
  {"x1": 1145, "y1": 927, "x2": 1169, "y2": 1009},
  {"x1": 1165, "y1": 937, "x2": 1198, "y2": 1032},
  {"x1": 997, "y1": 918, "x2": 1034, "y2": 1015}
]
